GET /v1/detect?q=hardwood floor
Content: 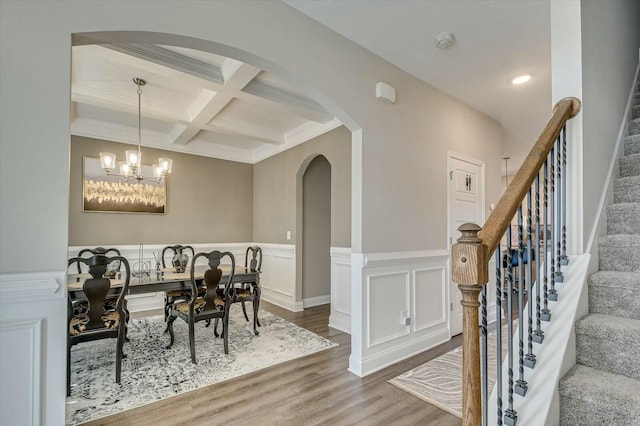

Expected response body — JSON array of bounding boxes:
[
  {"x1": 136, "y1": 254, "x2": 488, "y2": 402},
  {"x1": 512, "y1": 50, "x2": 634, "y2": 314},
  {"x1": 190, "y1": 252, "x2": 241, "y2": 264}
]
[{"x1": 84, "y1": 302, "x2": 462, "y2": 426}]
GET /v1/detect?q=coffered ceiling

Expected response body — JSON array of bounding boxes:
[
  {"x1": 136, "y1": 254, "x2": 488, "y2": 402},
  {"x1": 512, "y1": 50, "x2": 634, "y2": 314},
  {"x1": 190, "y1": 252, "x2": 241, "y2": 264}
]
[{"x1": 71, "y1": 44, "x2": 341, "y2": 164}]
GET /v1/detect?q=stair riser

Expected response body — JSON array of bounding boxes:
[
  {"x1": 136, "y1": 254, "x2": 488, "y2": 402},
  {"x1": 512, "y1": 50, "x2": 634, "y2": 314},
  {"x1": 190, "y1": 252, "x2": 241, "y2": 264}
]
[
  {"x1": 614, "y1": 179, "x2": 640, "y2": 203},
  {"x1": 625, "y1": 135, "x2": 640, "y2": 156},
  {"x1": 633, "y1": 105, "x2": 640, "y2": 120},
  {"x1": 599, "y1": 242, "x2": 640, "y2": 272},
  {"x1": 575, "y1": 332, "x2": 640, "y2": 379},
  {"x1": 607, "y1": 204, "x2": 640, "y2": 234},
  {"x1": 619, "y1": 154, "x2": 640, "y2": 177},
  {"x1": 588, "y1": 285, "x2": 640, "y2": 320},
  {"x1": 560, "y1": 396, "x2": 638, "y2": 426},
  {"x1": 630, "y1": 119, "x2": 640, "y2": 136}
]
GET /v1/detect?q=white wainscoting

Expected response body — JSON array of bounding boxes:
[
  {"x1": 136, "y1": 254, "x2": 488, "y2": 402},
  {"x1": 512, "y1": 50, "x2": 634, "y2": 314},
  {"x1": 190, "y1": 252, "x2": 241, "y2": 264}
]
[
  {"x1": 330, "y1": 247, "x2": 352, "y2": 333},
  {"x1": 258, "y1": 243, "x2": 298, "y2": 311},
  {"x1": 0, "y1": 271, "x2": 67, "y2": 426},
  {"x1": 348, "y1": 250, "x2": 451, "y2": 377}
]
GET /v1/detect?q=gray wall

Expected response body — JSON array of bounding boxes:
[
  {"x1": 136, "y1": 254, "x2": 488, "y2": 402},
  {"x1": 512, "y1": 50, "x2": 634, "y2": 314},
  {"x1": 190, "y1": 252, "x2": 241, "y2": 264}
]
[
  {"x1": 254, "y1": 126, "x2": 351, "y2": 247},
  {"x1": 69, "y1": 136, "x2": 253, "y2": 246},
  {"x1": 302, "y1": 156, "x2": 331, "y2": 299},
  {"x1": 580, "y1": 0, "x2": 640, "y2": 250}
]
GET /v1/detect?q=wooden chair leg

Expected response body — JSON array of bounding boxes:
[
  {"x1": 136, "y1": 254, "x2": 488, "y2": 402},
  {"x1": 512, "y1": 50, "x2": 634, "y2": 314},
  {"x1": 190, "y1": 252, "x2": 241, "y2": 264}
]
[
  {"x1": 67, "y1": 338, "x2": 72, "y2": 397},
  {"x1": 188, "y1": 319, "x2": 196, "y2": 364},
  {"x1": 214, "y1": 318, "x2": 220, "y2": 337},
  {"x1": 241, "y1": 301, "x2": 250, "y2": 322},
  {"x1": 255, "y1": 287, "x2": 261, "y2": 327},
  {"x1": 253, "y1": 298, "x2": 259, "y2": 335},
  {"x1": 166, "y1": 315, "x2": 176, "y2": 349},
  {"x1": 223, "y1": 308, "x2": 230, "y2": 354},
  {"x1": 116, "y1": 325, "x2": 126, "y2": 383}
]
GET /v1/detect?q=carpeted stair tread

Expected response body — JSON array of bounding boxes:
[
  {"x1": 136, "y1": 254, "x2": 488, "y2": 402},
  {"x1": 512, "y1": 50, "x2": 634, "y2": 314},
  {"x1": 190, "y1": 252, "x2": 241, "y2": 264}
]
[
  {"x1": 624, "y1": 134, "x2": 640, "y2": 156},
  {"x1": 619, "y1": 153, "x2": 640, "y2": 177},
  {"x1": 575, "y1": 313, "x2": 640, "y2": 380},
  {"x1": 559, "y1": 365, "x2": 640, "y2": 426},
  {"x1": 633, "y1": 104, "x2": 640, "y2": 120},
  {"x1": 588, "y1": 271, "x2": 640, "y2": 320},
  {"x1": 607, "y1": 203, "x2": 640, "y2": 235},
  {"x1": 614, "y1": 175, "x2": 640, "y2": 203},
  {"x1": 598, "y1": 234, "x2": 640, "y2": 271},
  {"x1": 630, "y1": 118, "x2": 640, "y2": 135}
]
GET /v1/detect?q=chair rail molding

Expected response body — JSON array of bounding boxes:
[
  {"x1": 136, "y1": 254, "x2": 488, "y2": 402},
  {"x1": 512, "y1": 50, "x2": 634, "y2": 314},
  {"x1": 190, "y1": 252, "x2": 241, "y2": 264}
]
[{"x1": 349, "y1": 249, "x2": 451, "y2": 377}]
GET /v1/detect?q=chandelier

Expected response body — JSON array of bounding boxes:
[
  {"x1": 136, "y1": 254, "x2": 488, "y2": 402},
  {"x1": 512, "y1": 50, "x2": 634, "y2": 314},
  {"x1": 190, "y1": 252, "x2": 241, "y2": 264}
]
[{"x1": 99, "y1": 78, "x2": 172, "y2": 183}]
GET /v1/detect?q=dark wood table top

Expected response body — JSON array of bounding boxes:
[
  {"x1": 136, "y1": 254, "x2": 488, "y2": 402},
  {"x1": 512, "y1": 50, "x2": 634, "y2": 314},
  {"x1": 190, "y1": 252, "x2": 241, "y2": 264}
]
[{"x1": 68, "y1": 264, "x2": 259, "y2": 296}]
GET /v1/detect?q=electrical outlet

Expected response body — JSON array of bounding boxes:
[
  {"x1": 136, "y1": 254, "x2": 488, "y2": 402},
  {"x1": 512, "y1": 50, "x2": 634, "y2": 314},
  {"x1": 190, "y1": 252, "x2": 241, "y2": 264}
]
[
  {"x1": 400, "y1": 310, "x2": 410, "y2": 326},
  {"x1": 286, "y1": 230, "x2": 291, "y2": 240}
]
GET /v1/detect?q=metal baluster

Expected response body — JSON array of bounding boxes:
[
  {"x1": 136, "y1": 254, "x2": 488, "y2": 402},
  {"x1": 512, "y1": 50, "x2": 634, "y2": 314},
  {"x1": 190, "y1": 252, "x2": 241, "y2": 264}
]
[
  {"x1": 495, "y1": 246, "x2": 503, "y2": 425},
  {"x1": 541, "y1": 157, "x2": 551, "y2": 322},
  {"x1": 533, "y1": 172, "x2": 545, "y2": 342},
  {"x1": 525, "y1": 189, "x2": 537, "y2": 367},
  {"x1": 554, "y1": 137, "x2": 564, "y2": 283},
  {"x1": 515, "y1": 207, "x2": 527, "y2": 396},
  {"x1": 548, "y1": 146, "x2": 558, "y2": 302},
  {"x1": 560, "y1": 126, "x2": 569, "y2": 266},
  {"x1": 504, "y1": 226, "x2": 518, "y2": 426},
  {"x1": 482, "y1": 283, "x2": 488, "y2": 426}
]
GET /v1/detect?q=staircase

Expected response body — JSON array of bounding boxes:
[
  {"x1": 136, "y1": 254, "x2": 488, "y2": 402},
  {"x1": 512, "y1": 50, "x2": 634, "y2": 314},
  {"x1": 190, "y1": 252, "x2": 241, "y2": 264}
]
[{"x1": 558, "y1": 87, "x2": 640, "y2": 425}]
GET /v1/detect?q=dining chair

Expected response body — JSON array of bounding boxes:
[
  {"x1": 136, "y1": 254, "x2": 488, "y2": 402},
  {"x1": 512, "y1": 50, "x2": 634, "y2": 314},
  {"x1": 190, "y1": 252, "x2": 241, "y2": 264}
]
[
  {"x1": 67, "y1": 253, "x2": 131, "y2": 396},
  {"x1": 216, "y1": 245, "x2": 262, "y2": 336},
  {"x1": 71, "y1": 247, "x2": 123, "y2": 315},
  {"x1": 166, "y1": 250, "x2": 235, "y2": 363},
  {"x1": 161, "y1": 245, "x2": 198, "y2": 323}
]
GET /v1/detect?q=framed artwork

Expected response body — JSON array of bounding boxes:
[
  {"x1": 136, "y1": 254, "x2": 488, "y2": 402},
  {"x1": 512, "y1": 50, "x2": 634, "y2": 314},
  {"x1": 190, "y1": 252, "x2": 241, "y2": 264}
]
[{"x1": 83, "y1": 156, "x2": 166, "y2": 214}]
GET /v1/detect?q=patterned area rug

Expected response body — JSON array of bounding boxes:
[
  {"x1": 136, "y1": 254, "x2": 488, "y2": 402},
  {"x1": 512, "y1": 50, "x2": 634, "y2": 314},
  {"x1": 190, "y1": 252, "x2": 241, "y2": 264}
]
[
  {"x1": 388, "y1": 321, "x2": 515, "y2": 418},
  {"x1": 66, "y1": 309, "x2": 337, "y2": 425}
]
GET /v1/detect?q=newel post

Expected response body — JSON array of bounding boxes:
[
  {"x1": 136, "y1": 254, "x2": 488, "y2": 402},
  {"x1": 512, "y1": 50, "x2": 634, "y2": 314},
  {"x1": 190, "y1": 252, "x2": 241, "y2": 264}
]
[{"x1": 451, "y1": 223, "x2": 489, "y2": 426}]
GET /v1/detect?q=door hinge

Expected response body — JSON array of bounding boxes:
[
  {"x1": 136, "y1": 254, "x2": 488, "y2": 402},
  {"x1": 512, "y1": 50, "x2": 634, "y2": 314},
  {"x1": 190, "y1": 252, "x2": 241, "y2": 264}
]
[{"x1": 450, "y1": 302, "x2": 453, "y2": 311}]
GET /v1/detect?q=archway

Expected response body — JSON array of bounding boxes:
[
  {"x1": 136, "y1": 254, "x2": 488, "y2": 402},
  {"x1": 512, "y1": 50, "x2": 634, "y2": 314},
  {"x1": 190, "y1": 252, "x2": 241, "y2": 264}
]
[{"x1": 299, "y1": 155, "x2": 331, "y2": 309}]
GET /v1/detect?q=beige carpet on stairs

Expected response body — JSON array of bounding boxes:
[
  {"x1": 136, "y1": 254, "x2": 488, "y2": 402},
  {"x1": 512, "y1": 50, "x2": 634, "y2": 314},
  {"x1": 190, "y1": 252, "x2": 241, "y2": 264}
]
[{"x1": 389, "y1": 321, "x2": 515, "y2": 418}]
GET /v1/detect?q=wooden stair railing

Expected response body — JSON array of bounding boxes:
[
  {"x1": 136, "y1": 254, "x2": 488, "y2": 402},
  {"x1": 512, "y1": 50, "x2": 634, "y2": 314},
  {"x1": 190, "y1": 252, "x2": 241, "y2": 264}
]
[{"x1": 451, "y1": 97, "x2": 581, "y2": 426}]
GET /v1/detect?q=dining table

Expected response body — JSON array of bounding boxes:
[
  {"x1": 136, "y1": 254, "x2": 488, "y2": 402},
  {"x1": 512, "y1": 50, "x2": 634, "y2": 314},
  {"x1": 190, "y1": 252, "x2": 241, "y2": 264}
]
[{"x1": 67, "y1": 265, "x2": 260, "y2": 299}]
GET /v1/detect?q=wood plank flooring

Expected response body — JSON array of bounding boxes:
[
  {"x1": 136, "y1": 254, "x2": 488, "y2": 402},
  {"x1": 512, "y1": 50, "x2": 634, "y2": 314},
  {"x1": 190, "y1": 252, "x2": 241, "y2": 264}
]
[{"x1": 84, "y1": 302, "x2": 462, "y2": 426}]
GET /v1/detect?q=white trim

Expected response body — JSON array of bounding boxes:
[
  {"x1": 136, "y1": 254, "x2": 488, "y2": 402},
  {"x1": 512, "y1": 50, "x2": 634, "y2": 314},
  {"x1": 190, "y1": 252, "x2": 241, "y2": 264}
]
[
  {"x1": 349, "y1": 327, "x2": 450, "y2": 377},
  {"x1": 0, "y1": 271, "x2": 64, "y2": 301},
  {"x1": 0, "y1": 318, "x2": 43, "y2": 426},
  {"x1": 330, "y1": 246, "x2": 352, "y2": 333},
  {"x1": 302, "y1": 294, "x2": 330, "y2": 308},
  {"x1": 364, "y1": 249, "x2": 449, "y2": 267},
  {"x1": 260, "y1": 287, "x2": 303, "y2": 312},
  {"x1": 349, "y1": 249, "x2": 451, "y2": 376},
  {"x1": 252, "y1": 118, "x2": 342, "y2": 163},
  {"x1": 585, "y1": 61, "x2": 640, "y2": 255}
]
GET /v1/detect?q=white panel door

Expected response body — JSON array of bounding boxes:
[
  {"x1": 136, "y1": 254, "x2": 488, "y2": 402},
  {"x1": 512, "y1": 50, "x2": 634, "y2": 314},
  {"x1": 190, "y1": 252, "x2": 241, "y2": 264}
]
[{"x1": 448, "y1": 154, "x2": 484, "y2": 336}]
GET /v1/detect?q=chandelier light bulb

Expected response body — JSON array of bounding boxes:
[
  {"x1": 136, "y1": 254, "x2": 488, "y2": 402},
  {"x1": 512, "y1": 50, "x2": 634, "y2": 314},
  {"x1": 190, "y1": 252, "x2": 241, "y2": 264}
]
[{"x1": 511, "y1": 74, "x2": 531, "y2": 85}]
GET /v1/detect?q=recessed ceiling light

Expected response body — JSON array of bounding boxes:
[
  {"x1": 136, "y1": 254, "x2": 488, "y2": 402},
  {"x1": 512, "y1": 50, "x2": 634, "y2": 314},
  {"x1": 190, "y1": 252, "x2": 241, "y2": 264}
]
[{"x1": 512, "y1": 74, "x2": 532, "y2": 85}]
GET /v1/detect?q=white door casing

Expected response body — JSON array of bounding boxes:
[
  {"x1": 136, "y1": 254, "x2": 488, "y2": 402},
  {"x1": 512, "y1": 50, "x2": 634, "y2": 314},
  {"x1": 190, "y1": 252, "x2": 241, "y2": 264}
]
[{"x1": 447, "y1": 152, "x2": 485, "y2": 336}]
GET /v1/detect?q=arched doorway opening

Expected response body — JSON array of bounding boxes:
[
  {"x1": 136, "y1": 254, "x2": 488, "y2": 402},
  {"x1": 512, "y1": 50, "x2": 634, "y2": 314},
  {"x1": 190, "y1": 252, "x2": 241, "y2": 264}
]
[{"x1": 300, "y1": 155, "x2": 331, "y2": 309}]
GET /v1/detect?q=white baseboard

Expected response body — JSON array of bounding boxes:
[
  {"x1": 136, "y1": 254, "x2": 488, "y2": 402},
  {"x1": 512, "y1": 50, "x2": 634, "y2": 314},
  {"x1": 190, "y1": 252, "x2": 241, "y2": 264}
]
[{"x1": 302, "y1": 294, "x2": 330, "y2": 308}]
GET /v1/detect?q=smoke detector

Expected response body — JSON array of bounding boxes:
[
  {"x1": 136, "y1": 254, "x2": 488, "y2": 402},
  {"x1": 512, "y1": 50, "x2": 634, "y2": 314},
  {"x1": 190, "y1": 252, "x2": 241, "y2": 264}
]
[{"x1": 435, "y1": 32, "x2": 455, "y2": 49}]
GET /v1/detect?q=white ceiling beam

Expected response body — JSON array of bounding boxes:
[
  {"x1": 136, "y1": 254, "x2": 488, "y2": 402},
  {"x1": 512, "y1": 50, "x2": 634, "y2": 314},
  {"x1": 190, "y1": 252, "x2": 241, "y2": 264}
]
[
  {"x1": 103, "y1": 44, "x2": 332, "y2": 124},
  {"x1": 203, "y1": 120, "x2": 284, "y2": 145},
  {"x1": 239, "y1": 80, "x2": 333, "y2": 124},
  {"x1": 103, "y1": 44, "x2": 225, "y2": 85},
  {"x1": 170, "y1": 60, "x2": 262, "y2": 145},
  {"x1": 71, "y1": 89, "x2": 191, "y2": 125}
]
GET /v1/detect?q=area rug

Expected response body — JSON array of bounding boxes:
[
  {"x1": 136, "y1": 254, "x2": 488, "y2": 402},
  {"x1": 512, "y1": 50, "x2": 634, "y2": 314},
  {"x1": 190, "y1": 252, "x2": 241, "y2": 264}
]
[
  {"x1": 388, "y1": 321, "x2": 516, "y2": 418},
  {"x1": 66, "y1": 309, "x2": 337, "y2": 425}
]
